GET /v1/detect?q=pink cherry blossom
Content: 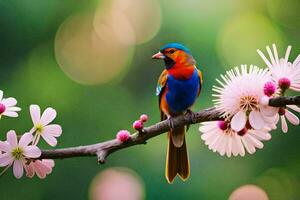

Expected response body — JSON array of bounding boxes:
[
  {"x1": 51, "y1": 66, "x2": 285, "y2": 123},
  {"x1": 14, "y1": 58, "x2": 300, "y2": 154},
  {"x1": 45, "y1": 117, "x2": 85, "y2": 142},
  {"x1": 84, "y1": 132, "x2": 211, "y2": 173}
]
[
  {"x1": 273, "y1": 105, "x2": 300, "y2": 133},
  {"x1": 199, "y1": 121, "x2": 271, "y2": 157},
  {"x1": 257, "y1": 44, "x2": 300, "y2": 93},
  {"x1": 213, "y1": 65, "x2": 277, "y2": 132},
  {"x1": 29, "y1": 105, "x2": 62, "y2": 147},
  {"x1": 0, "y1": 90, "x2": 21, "y2": 118},
  {"x1": 25, "y1": 159, "x2": 55, "y2": 179},
  {"x1": 116, "y1": 130, "x2": 131, "y2": 142},
  {"x1": 0, "y1": 131, "x2": 41, "y2": 179}
]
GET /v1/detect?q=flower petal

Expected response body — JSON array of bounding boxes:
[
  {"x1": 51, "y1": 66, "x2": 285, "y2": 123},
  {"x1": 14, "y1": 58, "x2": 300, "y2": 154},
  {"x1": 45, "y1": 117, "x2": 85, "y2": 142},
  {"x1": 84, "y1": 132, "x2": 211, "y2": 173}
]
[
  {"x1": 241, "y1": 136, "x2": 256, "y2": 154},
  {"x1": 231, "y1": 111, "x2": 247, "y2": 132},
  {"x1": 13, "y1": 160, "x2": 24, "y2": 179},
  {"x1": 0, "y1": 90, "x2": 3, "y2": 101},
  {"x1": 41, "y1": 133, "x2": 58, "y2": 147},
  {"x1": 34, "y1": 160, "x2": 54, "y2": 179},
  {"x1": 0, "y1": 141, "x2": 11, "y2": 152},
  {"x1": 43, "y1": 125, "x2": 62, "y2": 137},
  {"x1": 19, "y1": 133, "x2": 33, "y2": 147},
  {"x1": 247, "y1": 134, "x2": 263, "y2": 149},
  {"x1": 2, "y1": 97, "x2": 17, "y2": 107},
  {"x1": 6, "y1": 106, "x2": 21, "y2": 112},
  {"x1": 260, "y1": 106, "x2": 278, "y2": 117},
  {"x1": 2, "y1": 111, "x2": 18, "y2": 117},
  {"x1": 285, "y1": 110, "x2": 300, "y2": 125},
  {"x1": 0, "y1": 153, "x2": 13, "y2": 167},
  {"x1": 7, "y1": 130, "x2": 17, "y2": 147},
  {"x1": 281, "y1": 116, "x2": 288, "y2": 133},
  {"x1": 262, "y1": 115, "x2": 278, "y2": 130},
  {"x1": 235, "y1": 136, "x2": 245, "y2": 156},
  {"x1": 201, "y1": 130, "x2": 216, "y2": 141},
  {"x1": 226, "y1": 136, "x2": 232, "y2": 158},
  {"x1": 250, "y1": 130, "x2": 271, "y2": 141},
  {"x1": 208, "y1": 133, "x2": 221, "y2": 151},
  {"x1": 40, "y1": 108, "x2": 57, "y2": 125},
  {"x1": 260, "y1": 96, "x2": 270, "y2": 106},
  {"x1": 287, "y1": 105, "x2": 300, "y2": 113},
  {"x1": 34, "y1": 162, "x2": 47, "y2": 179},
  {"x1": 30, "y1": 105, "x2": 41, "y2": 125},
  {"x1": 43, "y1": 159, "x2": 55, "y2": 170},
  {"x1": 23, "y1": 146, "x2": 41, "y2": 158},
  {"x1": 24, "y1": 162, "x2": 35, "y2": 178},
  {"x1": 249, "y1": 110, "x2": 265, "y2": 130},
  {"x1": 218, "y1": 136, "x2": 227, "y2": 156}
]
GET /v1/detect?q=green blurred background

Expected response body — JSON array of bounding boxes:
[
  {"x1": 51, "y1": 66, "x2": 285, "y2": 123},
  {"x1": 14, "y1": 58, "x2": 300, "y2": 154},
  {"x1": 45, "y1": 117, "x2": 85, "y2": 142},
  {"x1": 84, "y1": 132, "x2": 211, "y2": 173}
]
[{"x1": 0, "y1": 0, "x2": 300, "y2": 199}]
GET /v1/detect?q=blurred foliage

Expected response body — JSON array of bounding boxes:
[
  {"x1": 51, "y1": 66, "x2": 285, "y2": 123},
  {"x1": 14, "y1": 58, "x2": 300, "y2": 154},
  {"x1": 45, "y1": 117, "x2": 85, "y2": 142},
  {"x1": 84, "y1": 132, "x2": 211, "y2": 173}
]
[{"x1": 0, "y1": 0, "x2": 300, "y2": 199}]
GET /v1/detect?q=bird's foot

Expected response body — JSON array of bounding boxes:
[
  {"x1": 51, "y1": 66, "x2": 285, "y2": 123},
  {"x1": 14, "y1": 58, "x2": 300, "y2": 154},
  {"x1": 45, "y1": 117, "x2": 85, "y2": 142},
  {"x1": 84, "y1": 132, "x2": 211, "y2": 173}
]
[
  {"x1": 186, "y1": 109, "x2": 197, "y2": 123},
  {"x1": 167, "y1": 116, "x2": 175, "y2": 130}
]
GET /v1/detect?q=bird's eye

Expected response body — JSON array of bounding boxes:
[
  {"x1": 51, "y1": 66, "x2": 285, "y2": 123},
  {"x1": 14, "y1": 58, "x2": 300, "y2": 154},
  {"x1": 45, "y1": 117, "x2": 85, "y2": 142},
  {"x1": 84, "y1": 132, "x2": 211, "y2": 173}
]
[{"x1": 169, "y1": 49, "x2": 175, "y2": 54}]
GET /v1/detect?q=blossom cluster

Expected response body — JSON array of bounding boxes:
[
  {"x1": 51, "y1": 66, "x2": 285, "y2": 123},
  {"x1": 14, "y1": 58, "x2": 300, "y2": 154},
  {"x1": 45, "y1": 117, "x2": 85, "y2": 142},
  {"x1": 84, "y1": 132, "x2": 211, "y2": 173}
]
[
  {"x1": 199, "y1": 44, "x2": 300, "y2": 157},
  {"x1": 115, "y1": 114, "x2": 149, "y2": 143},
  {"x1": 0, "y1": 92, "x2": 62, "y2": 179},
  {"x1": 132, "y1": 114, "x2": 148, "y2": 131}
]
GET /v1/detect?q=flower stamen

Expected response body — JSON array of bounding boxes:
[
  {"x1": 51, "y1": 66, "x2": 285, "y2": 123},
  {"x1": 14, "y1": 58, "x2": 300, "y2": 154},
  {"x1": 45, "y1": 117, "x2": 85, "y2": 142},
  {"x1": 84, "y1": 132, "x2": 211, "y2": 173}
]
[
  {"x1": 12, "y1": 147, "x2": 24, "y2": 160},
  {"x1": 35, "y1": 124, "x2": 43, "y2": 134},
  {"x1": 239, "y1": 95, "x2": 259, "y2": 111}
]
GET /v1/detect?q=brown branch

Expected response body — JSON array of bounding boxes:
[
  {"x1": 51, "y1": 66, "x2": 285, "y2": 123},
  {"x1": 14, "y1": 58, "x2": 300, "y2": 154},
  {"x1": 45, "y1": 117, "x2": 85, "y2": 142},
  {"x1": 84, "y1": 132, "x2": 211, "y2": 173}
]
[{"x1": 40, "y1": 95, "x2": 300, "y2": 163}]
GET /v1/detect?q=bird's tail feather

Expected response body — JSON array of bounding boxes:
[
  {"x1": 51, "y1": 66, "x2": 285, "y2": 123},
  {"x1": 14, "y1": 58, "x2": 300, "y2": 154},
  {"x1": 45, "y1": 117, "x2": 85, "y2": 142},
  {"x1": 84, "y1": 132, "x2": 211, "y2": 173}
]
[
  {"x1": 171, "y1": 126, "x2": 185, "y2": 148},
  {"x1": 165, "y1": 129, "x2": 190, "y2": 184}
]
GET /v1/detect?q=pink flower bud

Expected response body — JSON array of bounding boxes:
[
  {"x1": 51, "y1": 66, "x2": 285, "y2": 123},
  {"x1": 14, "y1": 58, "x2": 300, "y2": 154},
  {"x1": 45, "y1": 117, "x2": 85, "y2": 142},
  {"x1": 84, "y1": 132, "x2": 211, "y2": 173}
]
[
  {"x1": 0, "y1": 103, "x2": 6, "y2": 114},
  {"x1": 278, "y1": 77, "x2": 291, "y2": 90},
  {"x1": 217, "y1": 120, "x2": 228, "y2": 131},
  {"x1": 116, "y1": 130, "x2": 130, "y2": 142},
  {"x1": 139, "y1": 114, "x2": 149, "y2": 122},
  {"x1": 263, "y1": 81, "x2": 276, "y2": 97},
  {"x1": 133, "y1": 120, "x2": 143, "y2": 130}
]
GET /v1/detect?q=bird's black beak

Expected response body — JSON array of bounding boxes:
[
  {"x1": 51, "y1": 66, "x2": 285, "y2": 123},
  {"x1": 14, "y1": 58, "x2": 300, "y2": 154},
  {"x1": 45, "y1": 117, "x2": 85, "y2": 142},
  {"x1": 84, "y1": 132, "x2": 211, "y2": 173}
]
[{"x1": 152, "y1": 52, "x2": 165, "y2": 59}]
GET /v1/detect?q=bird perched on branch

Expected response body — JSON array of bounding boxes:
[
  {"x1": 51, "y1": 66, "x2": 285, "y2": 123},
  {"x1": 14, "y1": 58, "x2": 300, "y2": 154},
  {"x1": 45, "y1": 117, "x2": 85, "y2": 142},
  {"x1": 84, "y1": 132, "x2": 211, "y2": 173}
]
[{"x1": 152, "y1": 43, "x2": 202, "y2": 183}]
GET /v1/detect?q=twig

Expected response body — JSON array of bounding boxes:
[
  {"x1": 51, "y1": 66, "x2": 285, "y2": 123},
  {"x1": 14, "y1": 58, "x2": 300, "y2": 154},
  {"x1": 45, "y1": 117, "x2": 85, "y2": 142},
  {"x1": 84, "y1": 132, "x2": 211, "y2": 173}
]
[{"x1": 40, "y1": 95, "x2": 300, "y2": 163}]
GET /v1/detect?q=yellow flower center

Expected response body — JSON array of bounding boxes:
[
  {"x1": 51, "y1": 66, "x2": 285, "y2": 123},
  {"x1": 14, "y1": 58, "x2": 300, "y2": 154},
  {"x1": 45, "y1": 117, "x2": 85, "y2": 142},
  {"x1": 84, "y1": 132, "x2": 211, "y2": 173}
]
[
  {"x1": 35, "y1": 124, "x2": 43, "y2": 134},
  {"x1": 12, "y1": 147, "x2": 24, "y2": 160},
  {"x1": 239, "y1": 95, "x2": 259, "y2": 112}
]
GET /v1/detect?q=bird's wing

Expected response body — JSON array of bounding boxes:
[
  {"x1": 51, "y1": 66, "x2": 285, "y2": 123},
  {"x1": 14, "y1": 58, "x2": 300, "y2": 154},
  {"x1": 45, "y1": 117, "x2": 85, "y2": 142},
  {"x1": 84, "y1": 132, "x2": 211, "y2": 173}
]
[
  {"x1": 156, "y1": 69, "x2": 168, "y2": 96},
  {"x1": 197, "y1": 68, "x2": 203, "y2": 96},
  {"x1": 157, "y1": 69, "x2": 168, "y2": 120}
]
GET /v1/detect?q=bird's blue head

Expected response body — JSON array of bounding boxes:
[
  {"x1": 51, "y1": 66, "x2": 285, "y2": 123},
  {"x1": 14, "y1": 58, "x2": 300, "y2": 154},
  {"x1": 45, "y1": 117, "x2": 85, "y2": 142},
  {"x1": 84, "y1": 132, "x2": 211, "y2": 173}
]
[
  {"x1": 152, "y1": 43, "x2": 195, "y2": 69},
  {"x1": 159, "y1": 43, "x2": 191, "y2": 54}
]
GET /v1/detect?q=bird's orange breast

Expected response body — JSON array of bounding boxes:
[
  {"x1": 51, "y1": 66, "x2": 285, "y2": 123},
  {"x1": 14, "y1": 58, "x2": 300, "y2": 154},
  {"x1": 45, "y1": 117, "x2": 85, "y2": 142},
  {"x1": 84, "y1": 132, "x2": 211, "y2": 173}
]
[{"x1": 168, "y1": 66, "x2": 195, "y2": 80}]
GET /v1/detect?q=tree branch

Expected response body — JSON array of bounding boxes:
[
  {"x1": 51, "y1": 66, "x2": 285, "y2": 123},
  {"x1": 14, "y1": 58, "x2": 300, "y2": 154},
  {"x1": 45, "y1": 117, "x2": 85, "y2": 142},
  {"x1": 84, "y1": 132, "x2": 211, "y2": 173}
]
[{"x1": 40, "y1": 95, "x2": 300, "y2": 163}]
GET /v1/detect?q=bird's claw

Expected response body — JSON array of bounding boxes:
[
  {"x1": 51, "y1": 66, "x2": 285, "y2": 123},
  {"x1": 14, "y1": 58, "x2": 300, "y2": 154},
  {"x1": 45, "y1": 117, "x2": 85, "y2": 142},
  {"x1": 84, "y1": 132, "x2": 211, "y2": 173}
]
[
  {"x1": 186, "y1": 109, "x2": 197, "y2": 123},
  {"x1": 167, "y1": 117, "x2": 175, "y2": 130}
]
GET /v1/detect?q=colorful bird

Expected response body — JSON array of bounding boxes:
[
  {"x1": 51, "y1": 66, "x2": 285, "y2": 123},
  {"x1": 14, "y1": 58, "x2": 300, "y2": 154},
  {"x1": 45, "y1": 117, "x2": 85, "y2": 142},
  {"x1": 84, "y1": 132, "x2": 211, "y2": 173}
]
[{"x1": 152, "y1": 43, "x2": 203, "y2": 183}]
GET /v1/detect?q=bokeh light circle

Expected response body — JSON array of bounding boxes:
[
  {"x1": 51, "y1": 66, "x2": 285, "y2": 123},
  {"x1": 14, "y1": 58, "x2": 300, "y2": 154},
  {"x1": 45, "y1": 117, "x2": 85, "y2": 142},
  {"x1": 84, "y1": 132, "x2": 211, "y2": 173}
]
[
  {"x1": 89, "y1": 167, "x2": 145, "y2": 200},
  {"x1": 267, "y1": 0, "x2": 300, "y2": 29},
  {"x1": 255, "y1": 168, "x2": 300, "y2": 200},
  {"x1": 55, "y1": 13, "x2": 134, "y2": 85},
  {"x1": 94, "y1": 0, "x2": 161, "y2": 45},
  {"x1": 229, "y1": 185, "x2": 269, "y2": 200},
  {"x1": 217, "y1": 12, "x2": 284, "y2": 68}
]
